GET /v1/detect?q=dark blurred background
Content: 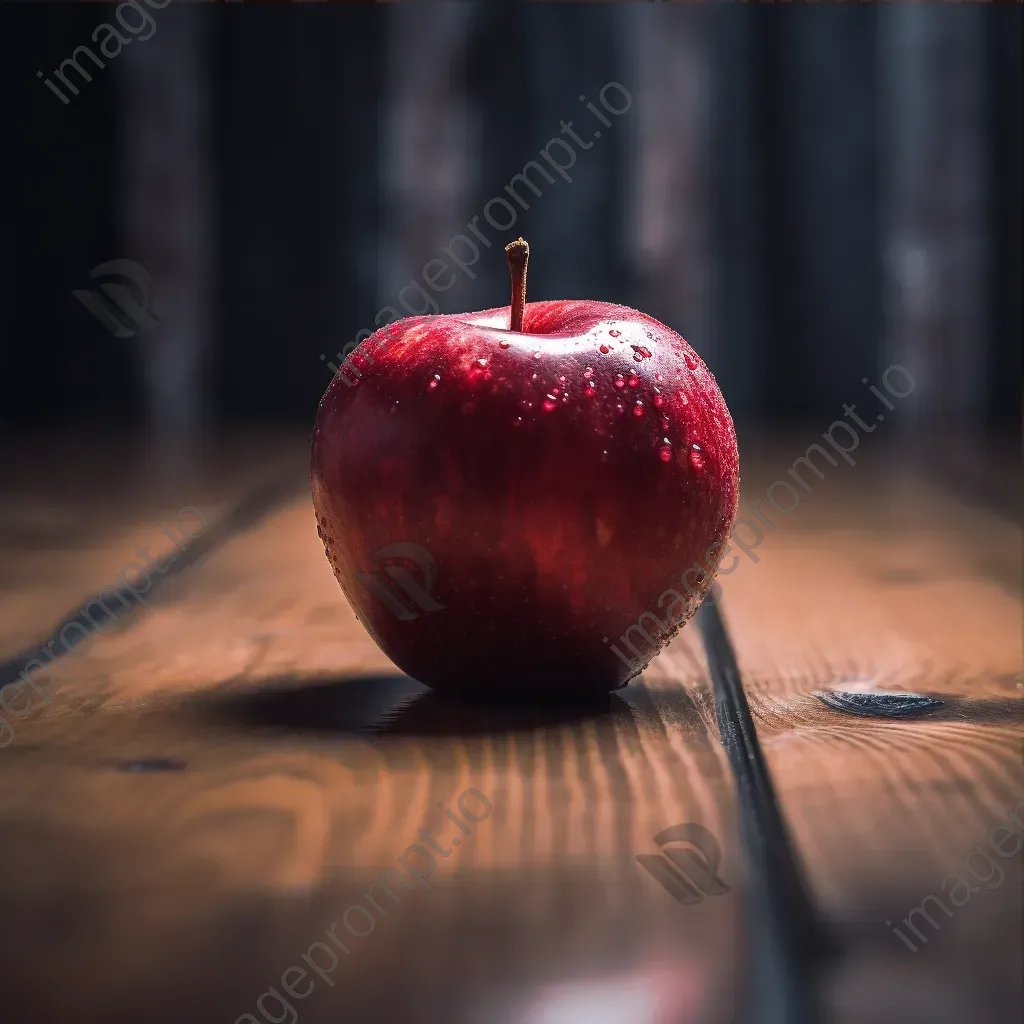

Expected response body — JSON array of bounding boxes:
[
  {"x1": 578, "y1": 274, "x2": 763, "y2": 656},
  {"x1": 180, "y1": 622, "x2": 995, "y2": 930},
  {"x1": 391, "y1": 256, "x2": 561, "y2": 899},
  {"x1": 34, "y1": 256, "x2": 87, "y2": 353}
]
[{"x1": 1, "y1": 2, "x2": 1020, "y2": 447}]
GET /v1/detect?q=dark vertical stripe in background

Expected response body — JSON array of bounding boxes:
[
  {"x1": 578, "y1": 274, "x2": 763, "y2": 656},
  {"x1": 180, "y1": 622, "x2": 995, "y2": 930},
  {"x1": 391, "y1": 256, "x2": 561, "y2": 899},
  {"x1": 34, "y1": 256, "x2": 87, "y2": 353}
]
[
  {"x1": 987, "y1": 4, "x2": 1023, "y2": 434},
  {"x1": 213, "y1": 4, "x2": 386, "y2": 425},
  {"x1": 0, "y1": 4, "x2": 1019, "y2": 435}
]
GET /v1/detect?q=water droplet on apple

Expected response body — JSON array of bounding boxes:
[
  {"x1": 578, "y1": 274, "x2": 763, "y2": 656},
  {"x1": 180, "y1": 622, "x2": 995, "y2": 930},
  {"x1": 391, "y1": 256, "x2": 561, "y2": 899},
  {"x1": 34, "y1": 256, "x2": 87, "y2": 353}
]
[
  {"x1": 633, "y1": 400, "x2": 644, "y2": 417},
  {"x1": 584, "y1": 380, "x2": 596, "y2": 395},
  {"x1": 609, "y1": 329, "x2": 621, "y2": 338},
  {"x1": 684, "y1": 352, "x2": 699, "y2": 370},
  {"x1": 652, "y1": 394, "x2": 664, "y2": 409},
  {"x1": 655, "y1": 372, "x2": 664, "y2": 382},
  {"x1": 533, "y1": 351, "x2": 542, "y2": 359},
  {"x1": 614, "y1": 374, "x2": 625, "y2": 388},
  {"x1": 551, "y1": 387, "x2": 560, "y2": 396},
  {"x1": 631, "y1": 344, "x2": 652, "y2": 361},
  {"x1": 583, "y1": 367, "x2": 593, "y2": 379},
  {"x1": 615, "y1": 403, "x2": 625, "y2": 414},
  {"x1": 599, "y1": 344, "x2": 610, "y2": 355},
  {"x1": 468, "y1": 359, "x2": 489, "y2": 386},
  {"x1": 542, "y1": 395, "x2": 558, "y2": 412},
  {"x1": 689, "y1": 443, "x2": 704, "y2": 471},
  {"x1": 499, "y1": 340, "x2": 511, "y2": 349},
  {"x1": 677, "y1": 391, "x2": 689, "y2": 406},
  {"x1": 658, "y1": 440, "x2": 673, "y2": 463},
  {"x1": 428, "y1": 378, "x2": 439, "y2": 390},
  {"x1": 628, "y1": 374, "x2": 639, "y2": 387},
  {"x1": 558, "y1": 375, "x2": 566, "y2": 383}
]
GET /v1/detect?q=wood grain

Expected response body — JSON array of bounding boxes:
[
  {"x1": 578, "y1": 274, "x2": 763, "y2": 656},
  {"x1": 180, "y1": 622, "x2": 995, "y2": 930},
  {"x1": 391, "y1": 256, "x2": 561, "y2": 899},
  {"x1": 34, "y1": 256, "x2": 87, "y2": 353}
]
[
  {"x1": 714, "y1": 448, "x2": 1022, "y2": 1024},
  {"x1": 0, "y1": 440, "x2": 740, "y2": 1023},
  {"x1": 0, "y1": 438, "x2": 1020, "y2": 1023}
]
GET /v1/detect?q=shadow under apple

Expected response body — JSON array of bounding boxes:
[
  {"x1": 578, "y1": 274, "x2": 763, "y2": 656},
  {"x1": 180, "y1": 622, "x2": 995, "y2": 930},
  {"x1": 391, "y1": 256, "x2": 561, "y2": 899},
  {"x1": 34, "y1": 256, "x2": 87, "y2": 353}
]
[{"x1": 196, "y1": 670, "x2": 647, "y2": 740}]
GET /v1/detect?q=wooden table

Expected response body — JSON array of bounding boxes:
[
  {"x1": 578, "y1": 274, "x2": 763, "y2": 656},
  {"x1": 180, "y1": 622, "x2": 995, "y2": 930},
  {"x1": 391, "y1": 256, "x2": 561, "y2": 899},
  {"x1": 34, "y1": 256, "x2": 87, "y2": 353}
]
[{"x1": 0, "y1": 433, "x2": 1020, "y2": 1024}]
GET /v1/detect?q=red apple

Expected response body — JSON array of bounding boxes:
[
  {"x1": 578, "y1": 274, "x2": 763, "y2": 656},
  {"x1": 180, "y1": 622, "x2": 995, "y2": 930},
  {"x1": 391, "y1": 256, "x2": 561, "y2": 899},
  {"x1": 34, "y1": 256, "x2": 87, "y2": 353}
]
[{"x1": 311, "y1": 240, "x2": 738, "y2": 700}]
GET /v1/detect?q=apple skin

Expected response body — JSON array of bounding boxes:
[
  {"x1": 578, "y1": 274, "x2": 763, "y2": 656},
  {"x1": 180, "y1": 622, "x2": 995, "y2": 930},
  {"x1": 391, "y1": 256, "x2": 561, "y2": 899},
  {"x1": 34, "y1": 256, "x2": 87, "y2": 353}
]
[{"x1": 311, "y1": 299, "x2": 739, "y2": 701}]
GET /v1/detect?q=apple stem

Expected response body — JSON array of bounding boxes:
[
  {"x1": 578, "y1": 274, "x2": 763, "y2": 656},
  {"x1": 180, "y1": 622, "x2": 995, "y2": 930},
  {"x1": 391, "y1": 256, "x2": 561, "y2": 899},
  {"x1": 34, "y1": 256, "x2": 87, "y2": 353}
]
[{"x1": 505, "y1": 237, "x2": 529, "y2": 333}]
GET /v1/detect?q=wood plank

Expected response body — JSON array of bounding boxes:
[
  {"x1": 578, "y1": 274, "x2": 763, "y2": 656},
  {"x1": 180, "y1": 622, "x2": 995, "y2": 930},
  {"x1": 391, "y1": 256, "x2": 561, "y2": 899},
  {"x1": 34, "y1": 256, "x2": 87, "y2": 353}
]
[
  {"x1": 2, "y1": 439, "x2": 1020, "y2": 1022},
  {"x1": 1, "y1": 451, "x2": 744, "y2": 1023},
  {"x1": 713, "y1": 448, "x2": 1023, "y2": 1024}
]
